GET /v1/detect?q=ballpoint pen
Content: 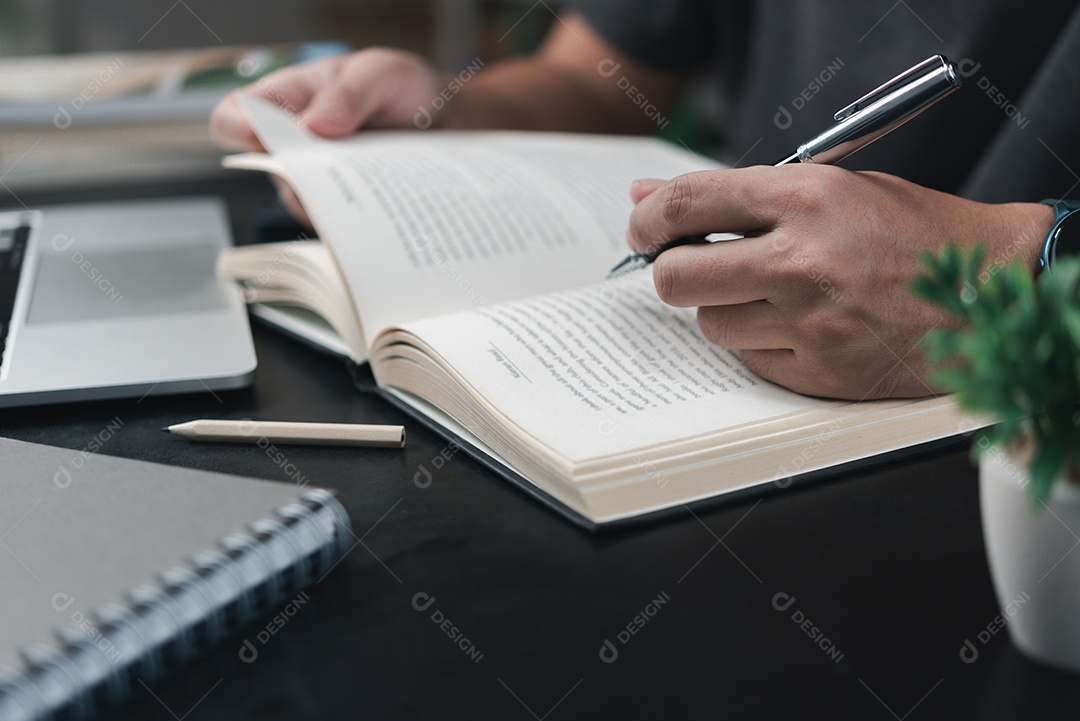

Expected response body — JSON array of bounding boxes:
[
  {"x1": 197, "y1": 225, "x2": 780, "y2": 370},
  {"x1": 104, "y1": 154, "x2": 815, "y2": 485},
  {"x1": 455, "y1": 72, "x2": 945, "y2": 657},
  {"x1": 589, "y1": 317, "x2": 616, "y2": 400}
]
[{"x1": 608, "y1": 54, "x2": 963, "y2": 278}]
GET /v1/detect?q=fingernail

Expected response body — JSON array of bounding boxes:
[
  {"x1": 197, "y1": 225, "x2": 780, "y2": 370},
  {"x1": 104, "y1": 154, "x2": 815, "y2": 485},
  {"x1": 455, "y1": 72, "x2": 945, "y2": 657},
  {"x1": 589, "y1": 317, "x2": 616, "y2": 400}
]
[
  {"x1": 321, "y1": 105, "x2": 347, "y2": 125},
  {"x1": 302, "y1": 105, "x2": 343, "y2": 131}
]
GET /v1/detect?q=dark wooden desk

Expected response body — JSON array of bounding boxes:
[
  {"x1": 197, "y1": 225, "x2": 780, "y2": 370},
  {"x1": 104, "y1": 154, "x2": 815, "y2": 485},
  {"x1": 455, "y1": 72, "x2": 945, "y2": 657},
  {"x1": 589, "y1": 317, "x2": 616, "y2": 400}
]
[{"x1": 3, "y1": 178, "x2": 1078, "y2": 720}]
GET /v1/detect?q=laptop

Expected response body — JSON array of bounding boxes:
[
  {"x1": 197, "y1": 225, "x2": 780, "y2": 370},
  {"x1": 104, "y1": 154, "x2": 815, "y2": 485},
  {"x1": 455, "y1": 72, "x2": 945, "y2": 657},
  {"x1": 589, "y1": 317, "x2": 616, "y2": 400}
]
[{"x1": 0, "y1": 197, "x2": 256, "y2": 407}]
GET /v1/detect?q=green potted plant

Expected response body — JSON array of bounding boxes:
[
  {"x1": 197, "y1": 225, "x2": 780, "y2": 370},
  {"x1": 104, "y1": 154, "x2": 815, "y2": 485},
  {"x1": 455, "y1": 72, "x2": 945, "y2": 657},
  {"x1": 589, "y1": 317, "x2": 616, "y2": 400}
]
[{"x1": 912, "y1": 244, "x2": 1080, "y2": 672}]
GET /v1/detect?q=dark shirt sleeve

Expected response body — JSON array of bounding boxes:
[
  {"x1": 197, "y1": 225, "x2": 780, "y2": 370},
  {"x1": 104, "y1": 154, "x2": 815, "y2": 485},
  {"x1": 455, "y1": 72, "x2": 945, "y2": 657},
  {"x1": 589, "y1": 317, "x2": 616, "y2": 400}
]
[
  {"x1": 961, "y1": 4, "x2": 1080, "y2": 202},
  {"x1": 561, "y1": 0, "x2": 720, "y2": 73}
]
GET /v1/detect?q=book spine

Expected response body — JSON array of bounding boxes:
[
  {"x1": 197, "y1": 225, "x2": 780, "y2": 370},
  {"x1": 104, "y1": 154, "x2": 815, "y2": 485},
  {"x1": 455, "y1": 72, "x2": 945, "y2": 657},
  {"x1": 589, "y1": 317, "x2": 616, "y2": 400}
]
[{"x1": 0, "y1": 489, "x2": 352, "y2": 721}]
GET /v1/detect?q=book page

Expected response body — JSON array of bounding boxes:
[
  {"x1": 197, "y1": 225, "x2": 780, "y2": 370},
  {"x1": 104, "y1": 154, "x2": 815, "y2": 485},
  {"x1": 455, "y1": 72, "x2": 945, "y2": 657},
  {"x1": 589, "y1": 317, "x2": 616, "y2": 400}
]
[
  {"x1": 386, "y1": 274, "x2": 833, "y2": 463},
  {"x1": 238, "y1": 97, "x2": 720, "y2": 345}
]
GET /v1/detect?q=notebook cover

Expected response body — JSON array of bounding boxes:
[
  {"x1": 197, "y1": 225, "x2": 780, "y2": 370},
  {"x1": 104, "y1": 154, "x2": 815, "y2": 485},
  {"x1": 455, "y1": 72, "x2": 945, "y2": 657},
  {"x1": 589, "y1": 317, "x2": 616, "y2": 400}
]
[{"x1": 0, "y1": 437, "x2": 352, "y2": 720}]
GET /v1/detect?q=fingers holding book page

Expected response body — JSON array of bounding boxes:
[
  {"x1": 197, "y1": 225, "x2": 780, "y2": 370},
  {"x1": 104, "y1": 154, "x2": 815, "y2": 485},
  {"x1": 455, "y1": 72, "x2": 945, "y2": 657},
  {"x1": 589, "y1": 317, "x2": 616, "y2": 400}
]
[
  {"x1": 212, "y1": 50, "x2": 443, "y2": 226},
  {"x1": 210, "y1": 49, "x2": 442, "y2": 152}
]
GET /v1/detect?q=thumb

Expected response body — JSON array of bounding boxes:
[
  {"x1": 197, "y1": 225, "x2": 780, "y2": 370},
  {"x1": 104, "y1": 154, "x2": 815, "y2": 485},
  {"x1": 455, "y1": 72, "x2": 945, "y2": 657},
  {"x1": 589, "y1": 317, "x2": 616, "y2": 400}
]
[
  {"x1": 300, "y1": 56, "x2": 393, "y2": 137},
  {"x1": 630, "y1": 178, "x2": 666, "y2": 204},
  {"x1": 301, "y1": 85, "x2": 375, "y2": 137}
]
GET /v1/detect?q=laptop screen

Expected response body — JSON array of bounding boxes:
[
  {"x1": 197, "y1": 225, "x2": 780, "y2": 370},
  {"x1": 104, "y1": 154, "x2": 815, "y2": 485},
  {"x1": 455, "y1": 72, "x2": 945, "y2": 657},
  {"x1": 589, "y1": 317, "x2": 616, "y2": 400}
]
[{"x1": 0, "y1": 224, "x2": 29, "y2": 370}]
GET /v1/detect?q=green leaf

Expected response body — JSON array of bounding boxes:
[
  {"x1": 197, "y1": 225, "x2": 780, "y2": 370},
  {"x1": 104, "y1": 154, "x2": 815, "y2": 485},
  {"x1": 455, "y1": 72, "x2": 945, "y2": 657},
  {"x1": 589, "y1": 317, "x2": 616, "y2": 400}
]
[
  {"x1": 1029, "y1": 441, "x2": 1067, "y2": 509},
  {"x1": 911, "y1": 245, "x2": 1080, "y2": 506},
  {"x1": 1064, "y1": 304, "x2": 1080, "y2": 349}
]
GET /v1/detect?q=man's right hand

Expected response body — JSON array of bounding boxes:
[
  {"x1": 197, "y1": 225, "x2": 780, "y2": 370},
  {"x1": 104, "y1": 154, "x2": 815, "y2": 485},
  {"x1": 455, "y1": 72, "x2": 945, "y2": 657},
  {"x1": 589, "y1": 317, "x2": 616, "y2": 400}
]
[{"x1": 210, "y1": 48, "x2": 442, "y2": 153}]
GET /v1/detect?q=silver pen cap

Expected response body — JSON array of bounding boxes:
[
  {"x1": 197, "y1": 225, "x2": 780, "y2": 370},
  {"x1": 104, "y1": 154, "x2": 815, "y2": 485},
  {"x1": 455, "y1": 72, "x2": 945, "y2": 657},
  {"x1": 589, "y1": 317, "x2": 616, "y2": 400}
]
[{"x1": 797, "y1": 55, "x2": 961, "y2": 165}]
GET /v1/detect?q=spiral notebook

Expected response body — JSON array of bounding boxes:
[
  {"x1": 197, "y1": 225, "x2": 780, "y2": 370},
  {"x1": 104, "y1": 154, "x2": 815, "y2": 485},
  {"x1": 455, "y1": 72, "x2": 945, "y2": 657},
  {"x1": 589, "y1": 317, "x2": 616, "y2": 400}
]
[{"x1": 0, "y1": 437, "x2": 353, "y2": 721}]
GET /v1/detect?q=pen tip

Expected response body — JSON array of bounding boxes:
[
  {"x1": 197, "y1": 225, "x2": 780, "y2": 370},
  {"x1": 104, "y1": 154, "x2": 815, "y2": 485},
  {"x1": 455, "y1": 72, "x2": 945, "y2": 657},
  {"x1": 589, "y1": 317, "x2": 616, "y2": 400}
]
[
  {"x1": 608, "y1": 256, "x2": 644, "y2": 279},
  {"x1": 161, "y1": 426, "x2": 171, "y2": 433},
  {"x1": 607, "y1": 263, "x2": 629, "y2": 279}
]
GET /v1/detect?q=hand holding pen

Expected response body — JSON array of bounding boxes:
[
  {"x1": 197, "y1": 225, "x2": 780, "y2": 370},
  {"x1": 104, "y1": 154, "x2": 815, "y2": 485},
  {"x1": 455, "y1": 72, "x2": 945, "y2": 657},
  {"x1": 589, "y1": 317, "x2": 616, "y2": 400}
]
[
  {"x1": 609, "y1": 55, "x2": 962, "y2": 277},
  {"x1": 611, "y1": 53, "x2": 1051, "y2": 400}
]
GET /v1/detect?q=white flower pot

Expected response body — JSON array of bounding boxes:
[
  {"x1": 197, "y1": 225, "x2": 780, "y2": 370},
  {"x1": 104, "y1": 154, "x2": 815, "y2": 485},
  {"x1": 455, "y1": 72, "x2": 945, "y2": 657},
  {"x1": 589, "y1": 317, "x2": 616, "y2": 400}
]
[{"x1": 980, "y1": 444, "x2": 1080, "y2": 673}]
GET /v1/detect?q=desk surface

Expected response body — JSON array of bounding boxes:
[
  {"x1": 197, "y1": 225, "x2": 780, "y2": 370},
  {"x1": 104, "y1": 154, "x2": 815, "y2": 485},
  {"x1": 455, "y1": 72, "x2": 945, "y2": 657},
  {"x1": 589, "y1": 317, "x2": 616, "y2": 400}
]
[{"x1": 3, "y1": 178, "x2": 1079, "y2": 721}]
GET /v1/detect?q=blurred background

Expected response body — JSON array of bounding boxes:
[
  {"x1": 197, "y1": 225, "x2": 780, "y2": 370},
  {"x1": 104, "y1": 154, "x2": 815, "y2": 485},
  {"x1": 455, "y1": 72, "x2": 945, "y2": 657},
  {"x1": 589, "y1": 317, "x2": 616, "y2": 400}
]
[
  {"x1": 0, "y1": 0, "x2": 553, "y2": 71},
  {"x1": 0, "y1": 0, "x2": 713, "y2": 191},
  {"x1": 0, "y1": 0, "x2": 573, "y2": 191}
]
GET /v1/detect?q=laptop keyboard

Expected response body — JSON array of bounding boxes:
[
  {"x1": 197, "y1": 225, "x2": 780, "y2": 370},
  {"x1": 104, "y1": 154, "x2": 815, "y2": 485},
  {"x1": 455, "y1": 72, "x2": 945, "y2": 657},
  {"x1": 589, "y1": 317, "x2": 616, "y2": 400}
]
[{"x1": 0, "y1": 224, "x2": 29, "y2": 370}]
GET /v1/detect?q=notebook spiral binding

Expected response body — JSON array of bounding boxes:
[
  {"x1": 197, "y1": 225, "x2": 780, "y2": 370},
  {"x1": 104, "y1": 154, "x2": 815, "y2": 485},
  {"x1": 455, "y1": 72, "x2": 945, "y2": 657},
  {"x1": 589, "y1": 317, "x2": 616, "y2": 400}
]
[{"x1": 0, "y1": 489, "x2": 352, "y2": 721}]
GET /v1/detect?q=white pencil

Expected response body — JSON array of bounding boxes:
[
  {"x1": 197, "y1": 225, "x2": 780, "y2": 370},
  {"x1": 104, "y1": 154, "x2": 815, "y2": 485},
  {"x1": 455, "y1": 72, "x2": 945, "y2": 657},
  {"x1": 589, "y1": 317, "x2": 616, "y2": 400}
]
[{"x1": 164, "y1": 419, "x2": 405, "y2": 448}]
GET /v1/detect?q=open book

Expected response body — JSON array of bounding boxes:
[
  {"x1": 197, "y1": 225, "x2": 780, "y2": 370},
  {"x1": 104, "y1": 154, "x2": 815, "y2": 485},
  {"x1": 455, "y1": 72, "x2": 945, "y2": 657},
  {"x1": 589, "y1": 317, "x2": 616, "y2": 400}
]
[{"x1": 219, "y1": 97, "x2": 972, "y2": 526}]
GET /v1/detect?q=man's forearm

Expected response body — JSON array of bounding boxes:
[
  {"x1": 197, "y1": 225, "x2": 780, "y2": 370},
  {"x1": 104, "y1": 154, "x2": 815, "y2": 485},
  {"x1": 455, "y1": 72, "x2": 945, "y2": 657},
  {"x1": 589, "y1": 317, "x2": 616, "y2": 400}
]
[
  {"x1": 438, "y1": 58, "x2": 631, "y2": 133},
  {"x1": 438, "y1": 13, "x2": 685, "y2": 135}
]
